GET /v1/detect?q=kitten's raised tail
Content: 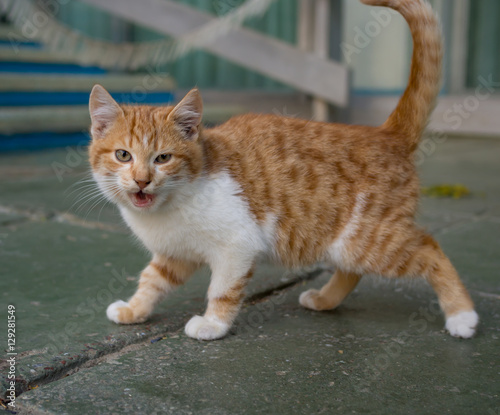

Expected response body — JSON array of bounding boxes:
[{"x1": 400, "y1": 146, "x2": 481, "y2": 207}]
[{"x1": 361, "y1": 0, "x2": 442, "y2": 151}]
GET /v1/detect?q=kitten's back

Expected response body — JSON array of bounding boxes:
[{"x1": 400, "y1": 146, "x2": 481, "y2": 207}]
[
  {"x1": 204, "y1": 115, "x2": 418, "y2": 266},
  {"x1": 202, "y1": 0, "x2": 442, "y2": 266}
]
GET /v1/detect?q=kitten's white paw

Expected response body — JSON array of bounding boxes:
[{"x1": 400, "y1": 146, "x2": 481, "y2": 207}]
[
  {"x1": 445, "y1": 310, "x2": 479, "y2": 338},
  {"x1": 299, "y1": 289, "x2": 321, "y2": 311},
  {"x1": 185, "y1": 315, "x2": 229, "y2": 341},
  {"x1": 107, "y1": 300, "x2": 129, "y2": 323},
  {"x1": 106, "y1": 300, "x2": 145, "y2": 324}
]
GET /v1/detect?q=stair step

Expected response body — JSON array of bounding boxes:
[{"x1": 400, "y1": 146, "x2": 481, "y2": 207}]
[
  {"x1": 0, "y1": 73, "x2": 176, "y2": 92},
  {"x1": 0, "y1": 24, "x2": 42, "y2": 48},
  {"x1": 0, "y1": 45, "x2": 108, "y2": 74},
  {"x1": 0, "y1": 106, "x2": 90, "y2": 134},
  {"x1": 0, "y1": 105, "x2": 247, "y2": 133},
  {"x1": 0, "y1": 25, "x2": 104, "y2": 72},
  {"x1": 0, "y1": 91, "x2": 176, "y2": 107},
  {"x1": 0, "y1": 131, "x2": 89, "y2": 152},
  {"x1": 0, "y1": 23, "x2": 246, "y2": 150},
  {"x1": 0, "y1": 61, "x2": 107, "y2": 74},
  {"x1": 0, "y1": 72, "x2": 176, "y2": 106},
  {"x1": 0, "y1": 24, "x2": 23, "y2": 39},
  {"x1": 0, "y1": 46, "x2": 98, "y2": 63}
]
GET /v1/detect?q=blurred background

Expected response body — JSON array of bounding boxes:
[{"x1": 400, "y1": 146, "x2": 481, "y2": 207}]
[
  {"x1": 1, "y1": 3, "x2": 499, "y2": 412},
  {"x1": 0, "y1": 0, "x2": 499, "y2": 151}
]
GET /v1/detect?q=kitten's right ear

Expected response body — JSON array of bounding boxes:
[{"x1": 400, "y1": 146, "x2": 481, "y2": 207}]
[{"x1": 89, "y1": 84, "x2": 124, "y2": 139}]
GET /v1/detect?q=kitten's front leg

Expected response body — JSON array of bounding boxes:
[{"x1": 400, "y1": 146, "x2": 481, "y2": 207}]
[
  {"x1": 185, "y1": 265, "x2": 253, "y2": 341},
  {"x1": 107, "y1": 255, "x2": 197, "y2": 324}
]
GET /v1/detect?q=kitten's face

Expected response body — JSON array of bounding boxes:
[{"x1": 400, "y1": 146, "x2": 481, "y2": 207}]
[{"x1": 88, "y1": 85, "x2": 204, "y2": 212}]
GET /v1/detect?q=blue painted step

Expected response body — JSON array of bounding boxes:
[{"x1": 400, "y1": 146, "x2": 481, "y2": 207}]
[
  {"x1": 0, "y1": 61, "x2": 107, "y2": 74},
  {"x1": 0, "y1": 91, "x2": 175, "y2": 107},
  {"x1": 0, "y1": 131, "x2": 90, "y2": 152},
  {"x1": 0, "y1": 24, "x2": 177, "y2": 151}
]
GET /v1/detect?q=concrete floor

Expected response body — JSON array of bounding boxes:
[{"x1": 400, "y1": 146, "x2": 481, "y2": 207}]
[{"x1": 0, "y1": 136, "x2": 499, "y2": 414}]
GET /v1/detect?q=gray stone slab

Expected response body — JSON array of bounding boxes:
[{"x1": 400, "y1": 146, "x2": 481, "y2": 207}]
[
  {"x1": 1, "y1": 135, "x2": 499, "y2": 413},
  {"x1": 436, "y1": 218, "x2": 500, "y2": 292},
  {"x1": 15, "y1": 274, "x2": 499, "y2": 415},
  {"x1": 418, "y1": 138, "x2": 500, "y2": 207},
  {"x1": 416, "y1": 137, "x2": 500, "y2": 234},
  {"x1": 0, "y1": 149, "x2": 122, "y2": 226},
  {"x1": 0, "y1": 212, "x2": 24, "y2": 226},
  {"x1": 0, "y1": 220, "x2": 322, "y2": 400}
]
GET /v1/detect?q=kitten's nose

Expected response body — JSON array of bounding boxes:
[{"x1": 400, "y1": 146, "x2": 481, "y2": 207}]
[{"x1": 134, "y1": 180, "x2": 151, "y2": 190}]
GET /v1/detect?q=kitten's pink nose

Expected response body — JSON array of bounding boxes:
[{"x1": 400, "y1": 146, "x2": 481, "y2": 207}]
[{"x1": 134, "y1": 180, "x2": 151, "y2": 190}]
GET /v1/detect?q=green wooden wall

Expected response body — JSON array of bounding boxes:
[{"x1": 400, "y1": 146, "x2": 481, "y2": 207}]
[
  {"x1": 467, "y1": 0, "x2": 500, "y2": 88},
  {"x1": 56, "y1": 0, "x2": 297, "y2": 90},
  {"x1": 55, "y1": 0, "x2": 499, "y2": 92}
]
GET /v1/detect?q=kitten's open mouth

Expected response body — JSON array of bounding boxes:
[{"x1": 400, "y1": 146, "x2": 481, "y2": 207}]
[{"x1": 129, "y1": 191, "x2": 156, "y2": 208}]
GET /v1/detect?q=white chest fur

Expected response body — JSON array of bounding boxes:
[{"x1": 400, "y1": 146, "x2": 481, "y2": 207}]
[{"x1": 120, "y1": 172, "x2": 269, "y2": 266}]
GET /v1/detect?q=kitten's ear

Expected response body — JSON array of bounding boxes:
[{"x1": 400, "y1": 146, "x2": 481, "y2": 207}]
[
  {"x1": 89, "y1": 84, "x2": 124, "y2": 139},
  {"x1": 167, "y1": 88, "x2": 203, "y2": 140}
]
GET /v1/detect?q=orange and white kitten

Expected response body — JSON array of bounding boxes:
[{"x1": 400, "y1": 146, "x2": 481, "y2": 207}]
[{"x1": 89, "y1": 0, "x2": 478, "y2": 340}]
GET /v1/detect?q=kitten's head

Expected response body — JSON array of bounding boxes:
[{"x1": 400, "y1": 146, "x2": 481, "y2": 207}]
[{"x1": 88, "y1": 85, "x2": 204, "y2": 212}]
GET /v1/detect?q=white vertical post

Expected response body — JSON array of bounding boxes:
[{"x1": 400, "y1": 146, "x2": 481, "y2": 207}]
[
  {"x1": 298, "y1": 0, "x2": 314, "y2": 51},
  {"x1": 449, "y1": 0, "x2": 470, "y2": 93},
  {"x1": 312, "y1": 0, "x2": 330, "y2": 122},
  {"x1": 297, "y1": 0, "x2": 314, "y2": 107},
  {"x1": 298, "y1": 0, "x2": 331, "y2": 121}
]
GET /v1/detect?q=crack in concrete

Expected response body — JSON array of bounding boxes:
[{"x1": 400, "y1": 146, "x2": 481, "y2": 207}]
[
  {"x1": 0, "y1": 205, "x2": 125, "y2": 233},
  {"x1": 475, "y1": 291, "x2": 500, "y2": 300},
  {"x1": 3, "y1": 268, "x2": 324, "y2": 405},
  {"x1": 4, "y1": 196, "x2": 496, "y2": 409},
  {"x1": 432, "y1": 208, "x2": 493, "y2": 236},
  {"x1": 245, "y1": 268, "x2": 330, "y2": 305},
  {"x1": 0, "y1": 349, "x2": 49, "y2": 372}
]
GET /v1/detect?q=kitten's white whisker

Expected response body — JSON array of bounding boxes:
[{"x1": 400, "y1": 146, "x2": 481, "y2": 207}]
[
  {"x1": 96, "y1": 188, "x2": 121, "y2": 221},
  {"x1": 65, "y1": 184, "x2": 101, "y2": 200},
  {"x1": 72, "y1": 190, "x2": 108, "y2": 213},
  {"x1": 69, "y1": 189, "x2": 101, "y2": 208},
  {"x1": 82, "y1": 195, "x2": 109, "y2": 219}
]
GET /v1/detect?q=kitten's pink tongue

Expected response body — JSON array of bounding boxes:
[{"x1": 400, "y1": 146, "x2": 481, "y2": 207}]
[{"x1": 132, "y1": 191, "x2": 154, "y2": 207}]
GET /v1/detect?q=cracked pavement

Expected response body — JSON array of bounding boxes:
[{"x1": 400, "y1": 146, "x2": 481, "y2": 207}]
[{"x1": 0, "y1": 137, "x2": 499, "y2": 414}]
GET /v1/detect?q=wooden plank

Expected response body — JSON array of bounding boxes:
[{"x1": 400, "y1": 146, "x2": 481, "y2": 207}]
[
  {"x1": 0, "y1": 48, "x2": 91, "y2": 64},
  {"x1": 0, "y1": 106, "x2": 90, "y2": 134},
  {"x1": 0, "y1": 104, "x2": 246, "y2": 134},
  {"x1": 0, "y1": 73, "x2": 176, "y2": 92},
  {"x1": 80, "y1": 0, "x2": 349, "y2": 106},
  {"x1": 0, "y1": 24, "x2": 23, "y2": 40}
]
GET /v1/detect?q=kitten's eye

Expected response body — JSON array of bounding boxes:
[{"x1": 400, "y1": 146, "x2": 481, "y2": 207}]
[
  {"x1": 115, "y1": 150, "x2": 132, "y2": 162},
  {"x1": 155, "y1": 154, "x2": 172, "y2": 164}
]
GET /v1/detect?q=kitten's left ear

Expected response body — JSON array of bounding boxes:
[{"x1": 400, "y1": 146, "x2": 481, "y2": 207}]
[
  {"x1": 89, "y1": 84, "x2": 124, "y2": 140},
  {"x1": 167, "y1": 88, "x2": 203, "y2": 140}
]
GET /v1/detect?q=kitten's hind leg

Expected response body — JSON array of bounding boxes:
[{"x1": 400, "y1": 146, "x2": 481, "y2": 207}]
[
  {"x1": 382, "y1": 231, "x2": 478, "y2": 338},
  {"x1": 299, "y1": 270, "x2": 362, "y2": 311},
  {"x1": 107, "y1": 256, "x2": 197, "y2": 324},
  {"x1": 185, "y1": 266, "x2": 253, "y2": 341}
]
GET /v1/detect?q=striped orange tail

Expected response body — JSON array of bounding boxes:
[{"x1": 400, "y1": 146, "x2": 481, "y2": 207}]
[{"x1": 361, "y1": 0, "x2": 443, "y2": 151}]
